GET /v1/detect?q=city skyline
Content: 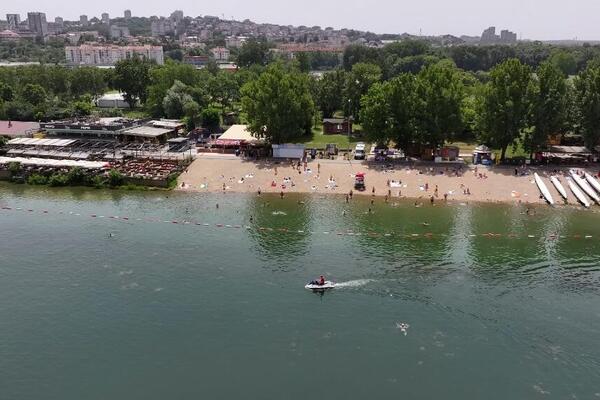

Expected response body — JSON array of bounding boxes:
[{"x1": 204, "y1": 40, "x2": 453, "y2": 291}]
[{"x1": 2, "y1": 0, "x2": 600, "y2": 41}]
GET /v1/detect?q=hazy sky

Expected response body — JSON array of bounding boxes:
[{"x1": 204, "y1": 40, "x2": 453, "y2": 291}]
[{"x1": 3, "y1": 0, "x2": 600, "y2": 40}]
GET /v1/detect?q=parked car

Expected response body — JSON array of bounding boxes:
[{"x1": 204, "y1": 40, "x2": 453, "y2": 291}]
[{"x1": 354, "y1": 142, "x2": 366, "y2": 160}]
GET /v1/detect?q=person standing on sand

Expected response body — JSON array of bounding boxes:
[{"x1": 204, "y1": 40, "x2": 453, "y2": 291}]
[
  {"x1": 317, "y1": 163, "x2": 321, "y2": 174},
  {"x1": 430, "y1": 196, "x2": 434, "y2": 205},
  {"x1": 444, "y1": 193, "x2": 448, "y2": 202},
  {"x1": 280, "y1": 191, "x2": 284, "y2": 199},
  {"x1": 425, "y1": 182, "x2": 429, "y2": 191},
  {"x1": 372, "y1": 187, "x2": 375, "y2": 195},
  {"x1": 274, "y1": 166, "x2": 278, "y2": 176},
  {"x1": 345, "y1": 194, "x2": 349, "y2": 203}
]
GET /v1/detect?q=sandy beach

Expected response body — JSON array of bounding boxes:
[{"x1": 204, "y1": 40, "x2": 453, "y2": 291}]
[{"x1": 176, "y1": 153, "x2": 595, "y2": 206}]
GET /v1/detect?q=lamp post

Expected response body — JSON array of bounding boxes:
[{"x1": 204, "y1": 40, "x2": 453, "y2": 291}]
[
  {"x1": 347, "y1": 99, "x2": 351, "y2": 152},
  {"x1": 347, "y1": 79, "x2": 359, "y2": 152}
]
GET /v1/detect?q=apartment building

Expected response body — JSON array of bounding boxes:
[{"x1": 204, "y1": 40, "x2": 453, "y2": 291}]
[{"x1": 65, "y1": 44, "x2": 164, "y2": 66}]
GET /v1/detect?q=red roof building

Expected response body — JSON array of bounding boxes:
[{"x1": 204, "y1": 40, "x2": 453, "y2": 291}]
[
  {"x1": 0, "y1": 29, "x2": 22, "y2": 41},
  {"x1": 0, "y1": 121, "x2": 40, "y2": 138}
]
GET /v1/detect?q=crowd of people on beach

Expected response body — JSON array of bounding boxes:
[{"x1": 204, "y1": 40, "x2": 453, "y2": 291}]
[{"x1": 177, "y1": 152, "x2": 575, "y2": 207}]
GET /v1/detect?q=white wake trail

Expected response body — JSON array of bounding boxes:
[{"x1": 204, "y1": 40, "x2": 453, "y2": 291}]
[{"x1": 334, "y1": 279, "x2": 374, "y2": 288}]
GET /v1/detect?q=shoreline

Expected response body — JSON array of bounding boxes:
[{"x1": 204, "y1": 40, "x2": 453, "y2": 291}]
[{"x1": 176, "y1": 155, "x2": 595, "y2": 207}]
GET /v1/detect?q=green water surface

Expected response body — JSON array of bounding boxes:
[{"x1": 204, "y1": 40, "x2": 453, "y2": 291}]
[{"x1": 0, "y1": 184, "x2": 599, "y2": 399}]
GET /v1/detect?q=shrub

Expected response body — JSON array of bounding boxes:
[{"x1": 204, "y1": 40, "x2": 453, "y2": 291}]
[
  {"x1": 7, "y1": 161, "x2": 21, "y2": 175},
  {"x1": 91, "y1": 175, "x2": 105, "y2": 188},
  {"x1": 48, "y1": 173, "x2": 68, "y2": 187},
  {"x1": 65, "y1": 167, "x2": 86, "y2": 185},
  {"x1": 107, "y1": 169, "x2": 124, "y2": 187},
  {"x1": 27, "y1": 174, "x2": 48, "y2": 185}
]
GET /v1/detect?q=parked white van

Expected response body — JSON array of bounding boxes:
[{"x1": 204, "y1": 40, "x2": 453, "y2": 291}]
[{"x1": 354, "y1": 143, "x2": 366, "y2": 160}]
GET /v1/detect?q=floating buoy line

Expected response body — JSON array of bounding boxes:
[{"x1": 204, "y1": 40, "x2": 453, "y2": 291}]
[{"x1": 0, "y1": 205, "x2": 596, "y2": 240}]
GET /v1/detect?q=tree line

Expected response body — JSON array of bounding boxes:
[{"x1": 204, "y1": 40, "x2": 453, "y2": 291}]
[
  {"x1": 343, "y1": 40, "x2": 600, "y2": 77},
  {"x1": 357, "y1": 58, "x2": 599, "y2": 160},
  {"x1": 241, "y1": 57, "x2": 600, "y2": 160},
  {"x1": 3, "y1": 39, "x2": 600, "y2": 160}
]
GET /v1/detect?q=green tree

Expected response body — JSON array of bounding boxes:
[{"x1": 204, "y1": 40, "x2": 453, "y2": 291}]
[
  {"x1": 342, "y1": 44, "x2": 380, "y2": 71},
  {"x1": 414, "y1": 61, "x2": 465, "y2": 148},
  {"x1": 382, "y1": 40, "x2": 430, "y2": 59},
  {"x1": 344, "y1": 62, "x2": 382, "y2": 122},
  {"x1": 241, "y1": 63, "x2": 315, "y2": 144},
  {"x1": 146, "y1": 62, "x2": 202, "y2": 117},
  {"x1": 315, "y1": 70, "x2": 346, "y2": 118},
  {"x1": 549, "y1": 50, "x2": 577, "y2": 77},
  {"x1": 113, "y1": 56, "x2": 152, "y2": 108},
  {"x1": 0, "y1": 83, "x2": 14, "y2": 102},
  {"x1": 360, "y1": 81, "x2": 393, "y2": 145},
  {"x1": 4, "y1": 100, "x2": 34, "y2": 121},
  {"x1": 183, "y1": 101, "x2": 201, "y2": 129},
  {"x1": 70, "y1": 67, "x2": 107, "y2": 98},
  {"x1": 383, "y1": 54, "x2": 440, "y2": 77},
  {"x1": 237, "y1": 39, "x2": 271, "y2": 68},
  {"x1": 200, "y1": 107, "x2": 221, "y2": 130},
  {"x1": 72, "y1": 95, "x2": 94, "y2": 117},
  {"x1": 162, "y1": 80, "x2": 198, "y2": 119},
  {"x1": 574, "y1": 66, "x2": 600, "y2": 149},
  {"x1": 360, "y1": 74, "x2": 419, "y2": 150},
  {"x1": 525, "y1": 62, "x2": 569, "y2": 156},
  {"x1": 207, "y1": 72, "x2": 241, "y2": 112},
  {"x1": 295, "y1": 52, "x2": 311, "y2": 73},
  {"x1": 22, "y1": 83, "x2": 47, "y2": 106},
  {"x1": 477, "y1": 59, "x2": 533, "y2": 161}
]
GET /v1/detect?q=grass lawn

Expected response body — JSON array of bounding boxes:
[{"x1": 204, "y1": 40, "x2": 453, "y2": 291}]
[{"x1": 299, "y1": 123, "x2": 364, "y2": 150}]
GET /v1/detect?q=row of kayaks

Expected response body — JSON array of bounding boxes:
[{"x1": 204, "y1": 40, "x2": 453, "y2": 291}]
[{"x1": 535, "y1": 170, "x2": 600, "y2": 208}]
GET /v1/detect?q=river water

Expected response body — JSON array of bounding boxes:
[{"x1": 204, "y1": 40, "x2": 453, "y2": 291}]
[{"x1": 1, "y1": 184, "x2": 599, "y2": 399}]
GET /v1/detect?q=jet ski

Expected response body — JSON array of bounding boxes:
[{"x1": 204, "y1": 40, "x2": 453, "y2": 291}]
[{"x1": 305, "y1": 280, "x2": 336, "y2": 290}]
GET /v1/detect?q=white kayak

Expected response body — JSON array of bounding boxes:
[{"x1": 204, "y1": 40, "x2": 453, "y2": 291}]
[
  {"x1": 571, "y1": 171, "x2": 600, "y2": 204},
  {"x1": 584, "y1": 172, "x2": 600, "y2": 194},
  {"x1": 305, "y1": 281, "x2": 336, "y2": 290},
  {"x1": 534, "y1": 173, "x2": 554, "y2": 205},
  {"x1": 550, "y1": 176, "x2": 568, "y2": 200},
  {"x1": 567, "y1": 177, "x2": 591, "y2": 208}
]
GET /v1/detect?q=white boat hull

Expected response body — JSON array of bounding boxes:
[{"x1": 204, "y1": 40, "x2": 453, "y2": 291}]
[
  {"x1": 305, "y1": 281, "x2": 336, "y2": 290},
  {"x1": 550, "y1": 176, "x2": 568, "y2": 200},
  {"x1": 534, "y1": 173, "x2": 554, "y2": 205},
  {"x1": 571, "y1": 171, "x2": 600, "y2": 204},
  {"x1": 584, "y1": 172, "x2": 600, "y2": 194},
  {"x1": 567, "y1": 177, "x2": 591, "y2": 208}
]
